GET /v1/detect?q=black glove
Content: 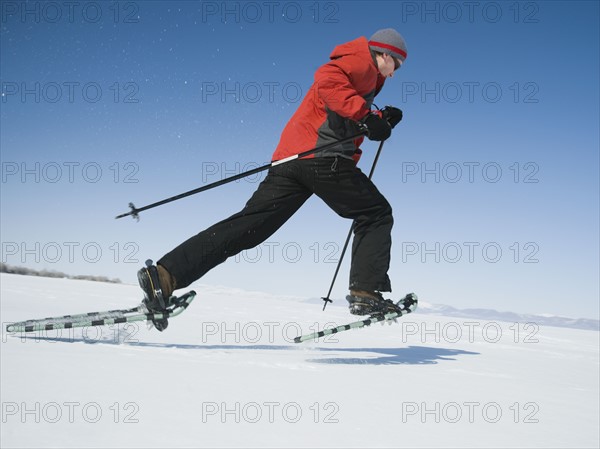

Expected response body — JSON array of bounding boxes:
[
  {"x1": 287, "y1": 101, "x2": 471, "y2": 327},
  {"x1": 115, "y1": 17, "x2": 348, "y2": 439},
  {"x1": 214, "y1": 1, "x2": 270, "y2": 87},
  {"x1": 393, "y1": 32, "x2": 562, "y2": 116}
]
[
  {"x1": 381, "y1": 106, "x2": 403, "y2": 128},
  {"x1": 362, "y1": 113, "x2": 391, "y2": 141}
]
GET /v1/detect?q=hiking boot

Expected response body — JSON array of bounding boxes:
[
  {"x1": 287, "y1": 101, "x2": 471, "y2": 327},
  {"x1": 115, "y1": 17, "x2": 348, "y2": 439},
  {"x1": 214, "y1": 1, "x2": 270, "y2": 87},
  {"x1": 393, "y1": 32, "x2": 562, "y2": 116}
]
[
  {"x1": 137, "y1": 259, "x2": 175, "y2": 312},
  {"x1": 346, "y1": 290, "x2": 401, "y2": 316}
]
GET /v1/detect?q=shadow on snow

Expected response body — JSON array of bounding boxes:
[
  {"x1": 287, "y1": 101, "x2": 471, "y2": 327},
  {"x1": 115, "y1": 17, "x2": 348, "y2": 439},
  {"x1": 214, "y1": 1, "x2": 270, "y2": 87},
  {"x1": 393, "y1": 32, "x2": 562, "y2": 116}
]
[
  {"x1": 17, "y1": 334, "x2": 479, "y2": 365},
  {"x1": 306, "y1": 346, "x2": 479, "y2": 365}
]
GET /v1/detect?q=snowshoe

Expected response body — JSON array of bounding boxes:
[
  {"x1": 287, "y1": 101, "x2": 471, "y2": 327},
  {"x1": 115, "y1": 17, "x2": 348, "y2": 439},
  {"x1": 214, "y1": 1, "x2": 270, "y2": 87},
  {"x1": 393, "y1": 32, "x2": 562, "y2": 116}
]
[
  {"x1": 137, "y1": 259, "x2": 173, "y2": 331},
  {"x1": 346, "y1": 290, "x2": 416, "y2": 317}
]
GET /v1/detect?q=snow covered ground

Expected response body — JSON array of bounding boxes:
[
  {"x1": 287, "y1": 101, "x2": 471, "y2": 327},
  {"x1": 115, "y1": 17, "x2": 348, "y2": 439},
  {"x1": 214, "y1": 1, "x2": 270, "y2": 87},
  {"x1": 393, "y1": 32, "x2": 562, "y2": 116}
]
[{"x1": 1, "y1": 273, "x2": 598, "y2": 448}]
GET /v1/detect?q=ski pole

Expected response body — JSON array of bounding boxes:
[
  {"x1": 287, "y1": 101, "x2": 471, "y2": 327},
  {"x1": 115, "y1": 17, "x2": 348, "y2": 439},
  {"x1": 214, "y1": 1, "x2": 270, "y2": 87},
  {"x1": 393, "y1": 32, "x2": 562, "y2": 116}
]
[
  {"x1": 116, "y1": 130, "x2": 367, "y2": 220},
  {"x1": 321, "y1": 139, "x2": 386, "y2": 310}
]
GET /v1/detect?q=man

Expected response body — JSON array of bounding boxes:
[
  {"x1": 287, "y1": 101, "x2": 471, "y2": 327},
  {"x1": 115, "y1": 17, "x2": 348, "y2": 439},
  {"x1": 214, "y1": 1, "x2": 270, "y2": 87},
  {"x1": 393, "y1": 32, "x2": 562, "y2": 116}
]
[{"x1": 138, "y1": 28, "x2": 408, "y2": 330}]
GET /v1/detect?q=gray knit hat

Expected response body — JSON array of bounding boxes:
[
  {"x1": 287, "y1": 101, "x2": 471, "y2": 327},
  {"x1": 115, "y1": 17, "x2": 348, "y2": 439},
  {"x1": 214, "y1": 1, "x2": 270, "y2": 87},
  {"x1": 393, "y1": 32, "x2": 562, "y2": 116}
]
[{"x1": 369, "y1": 28, "x2": 408, "y2": 65}]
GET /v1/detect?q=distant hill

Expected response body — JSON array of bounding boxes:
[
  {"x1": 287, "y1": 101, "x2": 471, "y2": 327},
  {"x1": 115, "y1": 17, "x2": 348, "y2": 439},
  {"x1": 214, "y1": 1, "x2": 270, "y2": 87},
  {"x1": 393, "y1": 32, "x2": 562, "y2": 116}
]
[{"x1": 415, "y1": 302, "x2": 600, "y2": 332}]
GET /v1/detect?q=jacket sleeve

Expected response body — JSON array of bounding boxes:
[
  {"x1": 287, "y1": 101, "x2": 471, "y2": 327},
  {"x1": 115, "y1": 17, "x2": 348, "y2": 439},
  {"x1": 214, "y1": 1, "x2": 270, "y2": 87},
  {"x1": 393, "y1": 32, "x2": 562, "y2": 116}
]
[{"x1": 313, "y1": 57, "x2": 372, "y2": 122}]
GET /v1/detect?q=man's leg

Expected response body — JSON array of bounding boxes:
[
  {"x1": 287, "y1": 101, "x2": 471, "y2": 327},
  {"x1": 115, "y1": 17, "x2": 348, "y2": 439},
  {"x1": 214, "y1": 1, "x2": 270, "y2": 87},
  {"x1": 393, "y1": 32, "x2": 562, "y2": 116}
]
[
  {"x1": 158, "y1": 164, "x2": 312, "y2": 289},
  {"x1": 302, "y1": 158, "x2": 393, "y2": 293}
]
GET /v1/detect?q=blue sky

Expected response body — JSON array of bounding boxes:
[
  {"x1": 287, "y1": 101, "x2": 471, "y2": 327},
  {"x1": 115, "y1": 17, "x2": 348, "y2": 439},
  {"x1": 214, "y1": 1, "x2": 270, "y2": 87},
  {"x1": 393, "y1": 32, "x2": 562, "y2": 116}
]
[{"x1": 1, "y1": 1, "x2": 598, "y2": 318}]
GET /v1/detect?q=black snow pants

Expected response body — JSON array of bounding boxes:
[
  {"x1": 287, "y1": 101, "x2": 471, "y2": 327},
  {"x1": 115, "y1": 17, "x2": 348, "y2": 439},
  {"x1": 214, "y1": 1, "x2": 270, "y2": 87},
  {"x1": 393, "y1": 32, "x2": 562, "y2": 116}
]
[{"x1": 159, "y1": 157, "x2": 393, "y2": 292}]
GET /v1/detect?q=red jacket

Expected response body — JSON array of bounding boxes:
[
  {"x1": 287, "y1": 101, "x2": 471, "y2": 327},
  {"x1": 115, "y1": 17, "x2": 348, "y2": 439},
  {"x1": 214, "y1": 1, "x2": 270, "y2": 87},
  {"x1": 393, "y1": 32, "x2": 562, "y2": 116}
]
[{"x1": 271, "y1": 37, "x2": 386, "y2": 162}]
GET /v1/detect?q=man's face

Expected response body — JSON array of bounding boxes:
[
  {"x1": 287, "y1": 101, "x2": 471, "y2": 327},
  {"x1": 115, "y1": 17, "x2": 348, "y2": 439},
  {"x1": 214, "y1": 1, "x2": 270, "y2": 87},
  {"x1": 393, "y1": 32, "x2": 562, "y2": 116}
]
[{"x1": 377, "y1": 53, "x2": 401, "y2": 78}]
